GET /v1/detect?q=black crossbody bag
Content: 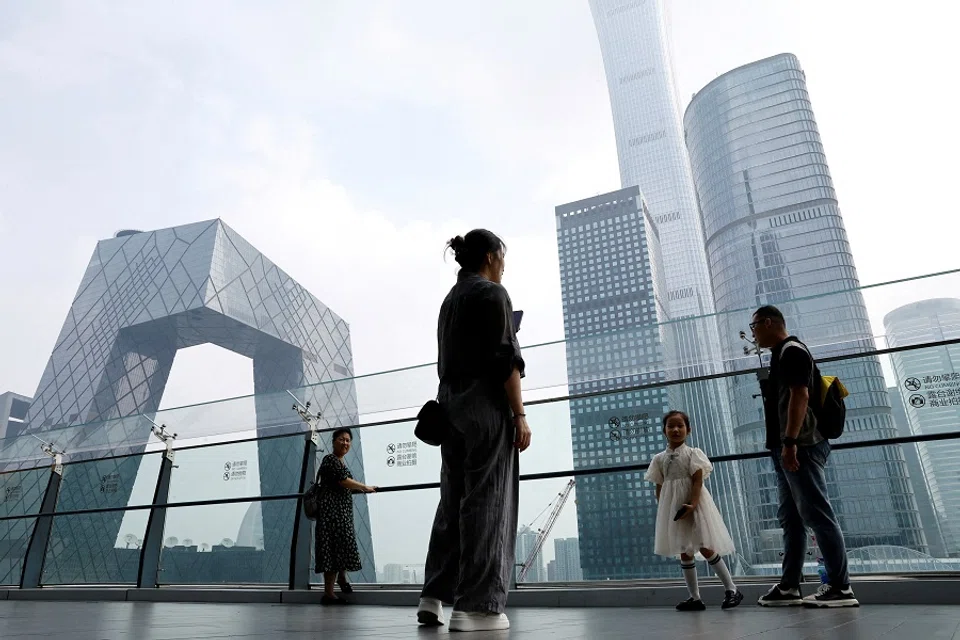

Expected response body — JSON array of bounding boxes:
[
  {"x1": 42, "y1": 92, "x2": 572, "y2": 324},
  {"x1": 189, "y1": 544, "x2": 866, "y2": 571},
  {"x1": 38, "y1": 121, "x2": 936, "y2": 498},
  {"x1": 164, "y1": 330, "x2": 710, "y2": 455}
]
[{"x1": 415, "y1": 400, "x2": 451, "y2": 446}]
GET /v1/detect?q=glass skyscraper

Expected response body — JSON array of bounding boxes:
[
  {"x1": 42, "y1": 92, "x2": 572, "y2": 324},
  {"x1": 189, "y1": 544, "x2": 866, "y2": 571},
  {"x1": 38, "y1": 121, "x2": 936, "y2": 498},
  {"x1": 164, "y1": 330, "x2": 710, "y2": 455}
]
[
  {"x1": 557, "y1": 186, "x2": 675, "y2": 579},
  {"x1": 13, "y1": 220, "x2": 376, "y2": 583},
  {"x1": 885, "y1": 299, "x2": 960, "y2": 557},
  {"x1": 587, "y1": 0, "x2": 751, "y2": 567},
  {"x1": 684, "y1": 53, "x2": 925, "y2": 559}
]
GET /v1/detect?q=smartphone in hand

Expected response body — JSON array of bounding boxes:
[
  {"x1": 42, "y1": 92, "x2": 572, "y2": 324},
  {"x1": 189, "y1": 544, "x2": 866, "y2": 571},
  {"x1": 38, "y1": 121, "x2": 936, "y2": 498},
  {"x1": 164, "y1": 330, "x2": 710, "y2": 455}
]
[
  {"x1": 674, "y1": 505, "x2": 689, "y2": 521},
  {"x1": 513, "y1": 310, "x2": 524, "y2": 333}
]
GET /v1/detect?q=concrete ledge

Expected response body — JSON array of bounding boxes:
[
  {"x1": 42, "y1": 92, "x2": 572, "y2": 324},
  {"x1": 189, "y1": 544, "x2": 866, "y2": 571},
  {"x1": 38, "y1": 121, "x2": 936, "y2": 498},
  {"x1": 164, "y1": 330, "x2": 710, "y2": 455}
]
[
  {"x1": 127, "y1": 588, "x2": 283, "y2": 604},
  {"x1": 9, "y1": 588, "x2": 128, "y2": 602},
  {"x1": 3, "y1": 579, "x2": 959, "y2": 607}
]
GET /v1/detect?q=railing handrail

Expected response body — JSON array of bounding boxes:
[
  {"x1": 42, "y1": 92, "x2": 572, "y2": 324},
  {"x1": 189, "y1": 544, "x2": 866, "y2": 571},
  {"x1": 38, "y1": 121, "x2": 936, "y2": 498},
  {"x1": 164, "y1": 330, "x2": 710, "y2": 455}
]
[
  {"x1": 5, "y1": 334, "x2": 958, "y2": 467},
  {"x1": 3, "y1": 427, "x2": 959, "y2": 524}
]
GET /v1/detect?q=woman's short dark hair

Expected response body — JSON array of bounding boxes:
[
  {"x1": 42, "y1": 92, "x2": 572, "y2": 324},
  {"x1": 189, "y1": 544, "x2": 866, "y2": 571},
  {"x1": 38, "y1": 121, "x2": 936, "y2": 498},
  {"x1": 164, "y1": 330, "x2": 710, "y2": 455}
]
[
  {"x1": 447, "y1": 229, "x2": 506, "y2": 272},
  {"x1": 332, "y1": 427, "x2": 352, "y2": 442},
  {"x1": 662, "y1": 410, "x2": 691, "y2": 432}
]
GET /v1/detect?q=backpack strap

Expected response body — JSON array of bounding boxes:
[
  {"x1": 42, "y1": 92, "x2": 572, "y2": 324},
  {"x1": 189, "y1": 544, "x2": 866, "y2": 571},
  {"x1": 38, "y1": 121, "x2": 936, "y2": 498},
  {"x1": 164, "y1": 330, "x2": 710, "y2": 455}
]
[{"x1": 779, "y1": 339, "x2": 809, "y2": 359}]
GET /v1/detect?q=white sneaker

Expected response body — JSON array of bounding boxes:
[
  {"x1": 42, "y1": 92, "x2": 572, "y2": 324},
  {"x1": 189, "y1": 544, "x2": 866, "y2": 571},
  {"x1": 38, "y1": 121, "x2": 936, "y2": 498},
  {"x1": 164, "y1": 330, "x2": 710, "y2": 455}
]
[
  {"x1": 448, "y1": 611, "x2": 510, "y2": 632},
  {"x1": 417, "y1": 597, "x2": 445, "y2": 626}
]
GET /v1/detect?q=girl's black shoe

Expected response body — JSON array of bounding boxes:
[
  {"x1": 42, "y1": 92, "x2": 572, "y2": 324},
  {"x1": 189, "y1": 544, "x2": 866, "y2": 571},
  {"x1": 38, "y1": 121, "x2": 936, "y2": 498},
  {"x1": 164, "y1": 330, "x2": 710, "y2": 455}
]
[
  {"x1": 337, "y1": 580, "x2": 354, "y2": 594},
  {"x1": 676, "y1": 597, "x2": 706, "y2": 611},
  {"x1": 722, "y1": 590, "x2": 744, "y2": 609},
  {"x1": 321, "y1": 595, "x2": 349, "y2": 605}
]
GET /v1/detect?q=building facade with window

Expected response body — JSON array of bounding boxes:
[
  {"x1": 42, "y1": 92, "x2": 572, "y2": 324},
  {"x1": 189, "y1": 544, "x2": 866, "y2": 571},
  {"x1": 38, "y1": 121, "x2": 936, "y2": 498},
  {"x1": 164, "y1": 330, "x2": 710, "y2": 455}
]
[
  {"x1": 556, "y1": 187, "x2": 676, "y2": 579},
  {"x1": 587, "y1": 0, "x2": 752, "y2": 570},
  {"x1": 684, "y1": 53, "x2": 925, "y2": 558},
  {"x1": 885, "y1": 299, "x2": 960, "y2": 557}
]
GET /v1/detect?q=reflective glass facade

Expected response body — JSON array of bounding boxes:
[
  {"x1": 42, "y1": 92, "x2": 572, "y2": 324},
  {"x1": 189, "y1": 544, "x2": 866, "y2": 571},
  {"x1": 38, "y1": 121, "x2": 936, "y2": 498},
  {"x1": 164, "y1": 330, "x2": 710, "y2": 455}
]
[
  {"x1": 14, "y1": 220, "x2": 375, "y2": 582},
  {"x1": 557, "y1": 187, "x2": 674, "y2": 579},
  {"x1": 685, "y1": 53, "x2": 925, "y2": 560},
  {"x1": 0, "y1": 392, "x2": 31, "y2": 440},
  {"x1": 588, "y1": 0, "x2": 750, "y2": 565},
  {"x1": 885, "y1": 299, "x2": 960, "y2": 557}
]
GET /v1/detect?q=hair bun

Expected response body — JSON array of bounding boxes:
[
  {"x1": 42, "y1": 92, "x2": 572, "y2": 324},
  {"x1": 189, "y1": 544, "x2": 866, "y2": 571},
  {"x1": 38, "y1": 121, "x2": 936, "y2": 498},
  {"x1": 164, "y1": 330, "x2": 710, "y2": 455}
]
[{"x1": 448, "y1": 235, "x2": 466, "y2": 253}]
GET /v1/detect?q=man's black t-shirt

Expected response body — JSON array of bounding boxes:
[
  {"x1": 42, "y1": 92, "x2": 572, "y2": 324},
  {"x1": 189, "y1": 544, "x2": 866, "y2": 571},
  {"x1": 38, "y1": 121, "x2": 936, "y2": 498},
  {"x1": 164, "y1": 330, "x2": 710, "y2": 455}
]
[{"x1": 764, "y1": 335, "x2": 818, "y2": 450}]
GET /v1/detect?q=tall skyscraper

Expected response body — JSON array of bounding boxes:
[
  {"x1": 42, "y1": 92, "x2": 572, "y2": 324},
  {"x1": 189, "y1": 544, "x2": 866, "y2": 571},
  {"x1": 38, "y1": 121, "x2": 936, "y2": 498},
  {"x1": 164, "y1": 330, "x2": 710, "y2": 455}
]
[
  {"x1": 885, "y1": 299, "x2": 960, "y2": 556},
  {"x1": 889, "y1": 387, "x2": 947, "y2": 558},
  {"x1": 554, "y1": 537, "x2": 584, "y2": 582},
  {"x1": 587, "y1": 0, "x2": 751, "y2": 567},
  {"x1": 515, "y1": 525, "x2": 546, "y2": 583},
  {"x1": 684, "y1": 53, "x2": 925, "y2": 557},
  {"x1": 556, "y1": 186, "x2": 673, "y2": 579}
]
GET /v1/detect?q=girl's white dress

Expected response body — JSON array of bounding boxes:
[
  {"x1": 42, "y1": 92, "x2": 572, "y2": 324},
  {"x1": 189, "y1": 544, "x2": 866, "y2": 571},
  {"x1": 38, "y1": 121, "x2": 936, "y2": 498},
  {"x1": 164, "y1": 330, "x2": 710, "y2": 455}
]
[{"x1": 645, "y1": 443, "x2": 736, "y2": 558}]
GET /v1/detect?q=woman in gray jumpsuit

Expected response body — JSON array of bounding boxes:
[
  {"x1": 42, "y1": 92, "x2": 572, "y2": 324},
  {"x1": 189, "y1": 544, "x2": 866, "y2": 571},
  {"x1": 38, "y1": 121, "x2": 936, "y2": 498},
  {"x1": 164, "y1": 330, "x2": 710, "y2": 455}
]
[{"x1": 416, "y1": 229, "x2": 531, "y2": 633}]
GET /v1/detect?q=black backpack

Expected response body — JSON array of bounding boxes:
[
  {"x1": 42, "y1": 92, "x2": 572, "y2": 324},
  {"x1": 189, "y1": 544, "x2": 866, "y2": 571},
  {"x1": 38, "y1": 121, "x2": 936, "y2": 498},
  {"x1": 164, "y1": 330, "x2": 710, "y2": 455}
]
[{"x1": 781, "y1": 340, "x2": 849, "y2": 440}]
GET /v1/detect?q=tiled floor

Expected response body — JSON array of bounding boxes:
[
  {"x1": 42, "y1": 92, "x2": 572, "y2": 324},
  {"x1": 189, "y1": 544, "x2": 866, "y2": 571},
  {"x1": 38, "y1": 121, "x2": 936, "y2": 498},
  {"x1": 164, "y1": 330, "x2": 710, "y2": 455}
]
[{"x1": 1, "y1": 601, "x2": 959, "y2": 639}]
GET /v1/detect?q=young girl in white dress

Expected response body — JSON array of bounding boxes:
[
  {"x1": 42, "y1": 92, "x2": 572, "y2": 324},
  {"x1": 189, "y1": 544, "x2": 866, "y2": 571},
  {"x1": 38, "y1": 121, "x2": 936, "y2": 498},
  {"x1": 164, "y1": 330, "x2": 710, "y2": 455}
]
[{"x1": 645, "y1": 410, "x2": 743, "y2": 611}]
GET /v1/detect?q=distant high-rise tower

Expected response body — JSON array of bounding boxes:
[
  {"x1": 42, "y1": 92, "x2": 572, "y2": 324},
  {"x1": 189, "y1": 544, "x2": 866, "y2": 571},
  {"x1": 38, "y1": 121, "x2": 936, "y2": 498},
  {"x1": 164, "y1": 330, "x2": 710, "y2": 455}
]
[
  {"x1": 684, "y1": 53, "x2": 925, "y2": 556},
  {"x1": 588, "y1": 0, "x2": 751, "y2": 567},
  {"x1": 556, "y1": 186, "x2": 673, "y2": 579},
  {"x1": 554, "y1": 538, "x2": 584, "y2": 582},
  {"x1": 885, "y1": 299, "x2": 960, "y2": 557},
  {"x1": 889, "y1": 387, "x2": 948, "y2": 558},
  {"x1": 516, "y1": 525, "x2": 546, "y2": 583}
]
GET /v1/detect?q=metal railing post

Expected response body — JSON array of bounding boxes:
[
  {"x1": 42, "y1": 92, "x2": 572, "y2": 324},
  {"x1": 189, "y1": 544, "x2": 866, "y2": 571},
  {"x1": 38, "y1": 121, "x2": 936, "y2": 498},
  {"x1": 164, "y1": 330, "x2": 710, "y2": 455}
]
[
  {"x1": 288, "y1": 396, "x2": 321, "y2": 590},
  {"x1": 136, "y1": 423, "x2": 176, "y2": 588},
  {"x1": 20, "y1": 446, "x2": 64, "y2": 588}
]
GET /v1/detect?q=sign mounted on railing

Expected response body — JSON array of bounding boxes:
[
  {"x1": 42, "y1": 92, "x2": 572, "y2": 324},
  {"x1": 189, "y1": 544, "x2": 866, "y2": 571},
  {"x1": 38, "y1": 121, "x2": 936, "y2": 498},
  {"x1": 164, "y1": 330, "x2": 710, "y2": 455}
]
[
  {"x1": 386, "y1": 441, "x2": 418, "y2": 468},
  {"x1": 903, "y1": 374, "x2": 960, "y2": 409},
  {"x1": 223, "y1": 460, "x2": 248, "y2": 481},
  {"x1": 607, "y1": 413, "x2": 655, "y2": 441}
]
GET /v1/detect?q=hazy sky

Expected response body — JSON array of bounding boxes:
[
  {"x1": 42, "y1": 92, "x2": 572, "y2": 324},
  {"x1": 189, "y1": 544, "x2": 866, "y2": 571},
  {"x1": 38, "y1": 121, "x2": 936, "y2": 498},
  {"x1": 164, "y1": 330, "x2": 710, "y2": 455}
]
[{"x1": 2, "y1": 1, "x2": 958, "y2": 569}]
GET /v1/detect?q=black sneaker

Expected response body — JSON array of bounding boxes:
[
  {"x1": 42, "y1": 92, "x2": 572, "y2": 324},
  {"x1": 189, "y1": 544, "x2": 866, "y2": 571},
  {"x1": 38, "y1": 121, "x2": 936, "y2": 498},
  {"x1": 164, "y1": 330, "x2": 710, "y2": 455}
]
[
  {"x1": 757, "y1": 584, "x2": 803, "y2": 607},
  {"x1": 721, "y1": 589, "x2": 744, "y2": 610},
  {"x1": 802, "y1": 584, "x2": 859, "y2": 608},
  {"x1": 676, "y1": 597, "x2": 706, "y2": 611}
]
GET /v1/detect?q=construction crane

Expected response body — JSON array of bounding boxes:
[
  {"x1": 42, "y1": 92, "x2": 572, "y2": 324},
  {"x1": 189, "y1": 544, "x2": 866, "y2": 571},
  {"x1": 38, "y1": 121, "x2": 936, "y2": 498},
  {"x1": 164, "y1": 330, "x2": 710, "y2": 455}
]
[{"x1": 517, "y1": 479, "x2": 575, "y2": 583}]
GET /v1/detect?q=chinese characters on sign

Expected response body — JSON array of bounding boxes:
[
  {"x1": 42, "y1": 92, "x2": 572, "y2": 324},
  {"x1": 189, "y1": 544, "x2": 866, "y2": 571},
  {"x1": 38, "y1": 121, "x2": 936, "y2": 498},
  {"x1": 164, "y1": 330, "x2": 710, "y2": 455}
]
[
  {"x1": 902, "y1": 374, "x2": 960, "y2": 409},
  {"x1": 386, "y1": 441, "x2": 418, "y2": 468},
  {"x1": 99, "y1": 472, "x2": 121, "y2": 494},
  {"x1": 607, "y1": 413, "x2": 653, "y2": 442},
  {"x1": 2, "y1": 485, "x2": 22, "y2": 503},
  {"x1": 223, "y1": 460, "x2": 248, "y2": 482}
]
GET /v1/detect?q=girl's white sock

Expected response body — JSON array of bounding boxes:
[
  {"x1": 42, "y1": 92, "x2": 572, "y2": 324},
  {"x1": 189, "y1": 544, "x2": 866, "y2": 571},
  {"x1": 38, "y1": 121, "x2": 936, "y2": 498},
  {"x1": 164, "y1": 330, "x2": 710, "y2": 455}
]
[
  {"x1": 680, "y1": 560, "x2": 700, "y2": 600},
  {"x1": 706, "y1": 552, "x2": 737, "y2": 592}
]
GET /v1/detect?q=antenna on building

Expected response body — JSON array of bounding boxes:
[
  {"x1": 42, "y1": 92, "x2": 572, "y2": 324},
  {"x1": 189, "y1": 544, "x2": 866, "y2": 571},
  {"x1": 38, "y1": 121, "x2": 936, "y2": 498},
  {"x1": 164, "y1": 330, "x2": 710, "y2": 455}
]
[
  {"x1": 145, "y1": 416, "x2": 177, "y2": 462},
  {"x1": 739, "y1": 330, "x2": 764, "y2": 367},
  {"x1": 31, "y1": 435, "x2": 65, "y2": 476},
  {"x1": 289, "y1": 391, "x2": 326, "y2": 451}
]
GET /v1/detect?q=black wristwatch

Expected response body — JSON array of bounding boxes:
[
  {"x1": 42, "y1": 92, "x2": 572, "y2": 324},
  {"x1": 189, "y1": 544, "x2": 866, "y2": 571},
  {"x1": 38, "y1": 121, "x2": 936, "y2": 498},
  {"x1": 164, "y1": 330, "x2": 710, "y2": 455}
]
[{"x1": 782, "y1": 436, "x2": 798, "y2": 447}]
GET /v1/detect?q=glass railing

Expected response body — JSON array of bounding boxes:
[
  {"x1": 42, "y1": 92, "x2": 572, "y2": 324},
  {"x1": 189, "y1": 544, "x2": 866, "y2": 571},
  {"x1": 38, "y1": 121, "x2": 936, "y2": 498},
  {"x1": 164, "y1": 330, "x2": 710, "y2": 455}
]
[{"x1": 2, "y1": 268, "x2": 960, "y2": 589}]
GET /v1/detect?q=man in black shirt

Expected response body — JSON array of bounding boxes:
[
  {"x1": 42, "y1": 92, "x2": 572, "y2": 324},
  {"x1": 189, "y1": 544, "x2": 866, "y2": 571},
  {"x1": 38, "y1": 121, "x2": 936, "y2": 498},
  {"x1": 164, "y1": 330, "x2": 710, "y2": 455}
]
[{"x1": 751, "y1": 305, "x2": 858, "y2": 608}]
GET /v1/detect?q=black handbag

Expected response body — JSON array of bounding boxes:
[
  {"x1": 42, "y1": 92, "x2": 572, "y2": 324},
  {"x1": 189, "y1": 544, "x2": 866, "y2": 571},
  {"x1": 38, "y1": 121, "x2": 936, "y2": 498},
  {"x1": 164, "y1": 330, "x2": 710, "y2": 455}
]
[
  {"x1": 415, "y1": 400, "x2": 450, "y2": 446},
  {"x1": 303, "y1": 468, "x2": 321, "y2": 521}
]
